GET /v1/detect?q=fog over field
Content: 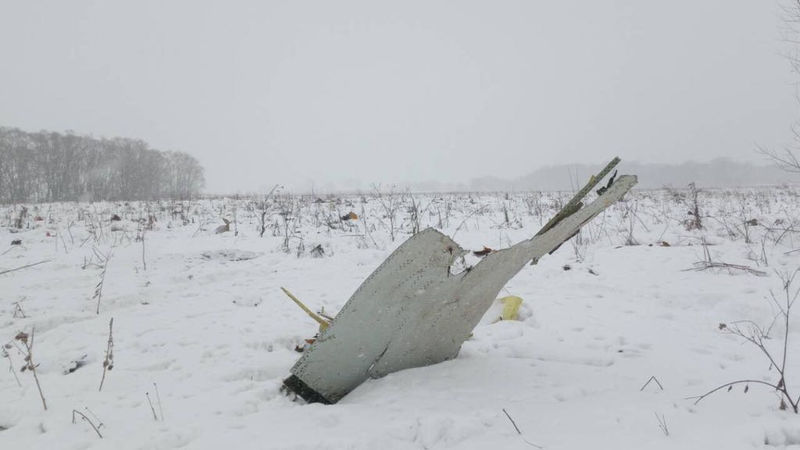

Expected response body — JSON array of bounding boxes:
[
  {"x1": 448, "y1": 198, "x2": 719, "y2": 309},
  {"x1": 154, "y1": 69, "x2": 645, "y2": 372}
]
[{"x1": 1, "y1": 0, "x2": 798, "y2": 193}]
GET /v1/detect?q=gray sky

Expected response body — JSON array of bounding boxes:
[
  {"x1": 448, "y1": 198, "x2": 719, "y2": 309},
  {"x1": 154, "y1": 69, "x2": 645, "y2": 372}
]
[{"x1": 1, "y1": 1, "x2": 797, "y2": 193}]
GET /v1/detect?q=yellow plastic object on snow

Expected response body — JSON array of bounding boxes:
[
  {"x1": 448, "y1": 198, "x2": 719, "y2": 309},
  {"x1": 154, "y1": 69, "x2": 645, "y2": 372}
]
[{"x1": 498, "y1": 295, "x2": 523, "y2": 321}]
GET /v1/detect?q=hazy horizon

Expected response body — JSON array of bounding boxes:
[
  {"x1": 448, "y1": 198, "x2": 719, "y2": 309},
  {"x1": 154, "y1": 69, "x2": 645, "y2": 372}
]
[{"x1": 2, "y1": 1, "x2": 798, "y2": 193}]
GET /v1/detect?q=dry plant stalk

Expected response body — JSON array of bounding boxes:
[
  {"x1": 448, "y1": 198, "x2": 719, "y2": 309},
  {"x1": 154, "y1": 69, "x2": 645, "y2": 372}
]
[
  {"x1": 145, "y1": 392, "x2": 159, "y2": 421},
  {"x1": 140, "y1": 225, "x2": 147, "y2": 272},
  {"x1": 2, "y1": 345, "x2": 21, "y2": 387},
  {"x1": 15, "y1": 328, "x2": 47, "y2": 410},
  {"x1": 98, "y1": 318, "x2": 114, "y2": 391},
  {"x1": 153, "y1": 382, "x2": 164, "y2": 421},
  {"x1": 12, "y1": 302, "x2": 26, "y2": 318},
  {"x1": 72, "y1": 409, "x2": 103, "y2": 438},
  {"x1": 654, "y1": 412, "x2": 669, "y2": 436},
  {"x1": 502, "y1": 408, "x2": 543, "y2": 448},
  {"x1": 0, "y1": 259, "x2": 51, "y2": 276},
  {"x1": 684, "y1": 182, "x2": 703, "y2": 231},
  {"x1": 685, "y1": 239, "x2": 767, "y2": 276},
  {"x1": 93, "y1": 249, "x2": 113, "y2": 314},
  {"x1": 640, "y1": 375, "x2": 664, "y2": 391}
]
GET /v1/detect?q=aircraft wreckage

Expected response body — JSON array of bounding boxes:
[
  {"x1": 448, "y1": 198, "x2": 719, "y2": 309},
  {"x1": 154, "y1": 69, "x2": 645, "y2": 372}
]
[{"x1": 283, "y1": 158, "x2": 637, "y2": 404}]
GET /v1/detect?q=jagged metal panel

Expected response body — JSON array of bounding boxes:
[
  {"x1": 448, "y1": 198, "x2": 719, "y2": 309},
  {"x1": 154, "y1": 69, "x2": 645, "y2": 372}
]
[
  {"x1": 288, "y1": 228, "x2": 467, "y2": 403},
  {"x1": 289, "y1": 175, "x2": 637, "y2": 403}
]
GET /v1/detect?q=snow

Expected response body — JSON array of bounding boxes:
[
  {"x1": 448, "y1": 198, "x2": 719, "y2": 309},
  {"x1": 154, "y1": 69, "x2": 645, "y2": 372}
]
[{"x1": 2, "y1": 189, "x2": 800, "y2": 449}]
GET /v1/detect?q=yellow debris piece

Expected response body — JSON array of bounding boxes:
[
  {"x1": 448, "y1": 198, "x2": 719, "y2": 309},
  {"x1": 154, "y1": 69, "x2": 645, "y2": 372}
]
[
  {"x1": 498, "y1": 295, "x2": 523, "y2": 321},
  {"x1": 281, "y1": 287, "x2": 330, "y2": 331}
]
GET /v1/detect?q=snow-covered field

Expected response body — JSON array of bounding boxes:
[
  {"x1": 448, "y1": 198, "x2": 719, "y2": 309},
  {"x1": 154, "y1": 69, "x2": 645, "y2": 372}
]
[{"x1": 2, "y1": 187, "x2": 800, "y2": 449}]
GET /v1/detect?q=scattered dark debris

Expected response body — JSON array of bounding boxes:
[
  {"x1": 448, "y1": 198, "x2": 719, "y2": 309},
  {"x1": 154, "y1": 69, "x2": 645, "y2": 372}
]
[
  {"x1": 473, "y1": 246, "x2": 493, "y2": 257},
  {"x1": 200, "y1": 249, "x2": 260, "y2": 261},
  {"x1": 64, "y1": 355, "x2": 89, "y2": 375},
  {"x1": 232, "y1": 298, "x2": 262, "y2": 307},
  {"x1": 596, "y1": 169, "x2": 618, "y2": 196},
  {"x1": 310, "y1": 244, "x2": 325, "y2": 258},
  {"x1": 294, "y1": 338, "x2": 316, "y2": 353}
]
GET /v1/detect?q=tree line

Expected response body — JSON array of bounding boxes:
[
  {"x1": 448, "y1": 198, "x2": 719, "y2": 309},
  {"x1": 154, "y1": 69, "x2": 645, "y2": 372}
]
[{"x1": 0, "y1": 127, "x2": 205, "y2": 203}]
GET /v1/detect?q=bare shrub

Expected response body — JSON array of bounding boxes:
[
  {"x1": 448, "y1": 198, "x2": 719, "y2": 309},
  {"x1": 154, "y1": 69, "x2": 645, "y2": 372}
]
[{"x1": 691, "y1": 269, "x2": 800, "y2": 413}]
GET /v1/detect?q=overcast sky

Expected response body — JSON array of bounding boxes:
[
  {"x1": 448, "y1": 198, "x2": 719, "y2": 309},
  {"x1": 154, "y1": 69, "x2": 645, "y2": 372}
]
[{"x1": 1, "y1": 1, "x2": 797, "y2": 193}]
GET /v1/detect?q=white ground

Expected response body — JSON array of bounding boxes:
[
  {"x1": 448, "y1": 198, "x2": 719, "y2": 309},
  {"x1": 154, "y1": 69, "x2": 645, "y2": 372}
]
[{"x1": 2, "y1": 188, "x2": 800, "y2": 449}]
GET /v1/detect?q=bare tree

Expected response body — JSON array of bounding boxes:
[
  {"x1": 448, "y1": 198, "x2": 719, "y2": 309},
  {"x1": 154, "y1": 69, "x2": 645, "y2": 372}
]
[
  {"x1": 0, "y1": 126, "x2": 205, "y2": 203},
  {"x1": 758, "y1": 144, "x2": 800, "y2": 174},
  {"x1": 759, "y1": 1, "x2": 800, "y2": 172}
]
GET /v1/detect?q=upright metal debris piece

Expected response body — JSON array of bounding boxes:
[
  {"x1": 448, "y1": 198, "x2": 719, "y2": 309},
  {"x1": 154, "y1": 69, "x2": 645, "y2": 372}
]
[{"x1": 284, "y1": 158, "x2": 637, "y2": 404}]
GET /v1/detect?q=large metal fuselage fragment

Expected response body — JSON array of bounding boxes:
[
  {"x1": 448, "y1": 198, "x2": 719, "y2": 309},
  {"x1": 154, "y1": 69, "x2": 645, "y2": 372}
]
[{"x1": 284, "y1": 174, "x2": 638, "y2": 404}]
